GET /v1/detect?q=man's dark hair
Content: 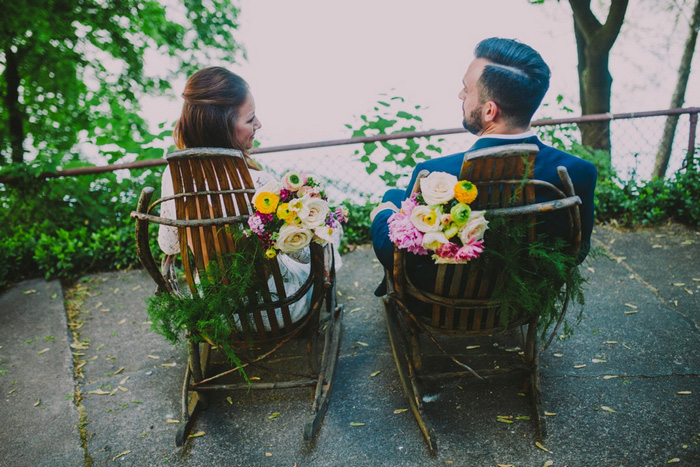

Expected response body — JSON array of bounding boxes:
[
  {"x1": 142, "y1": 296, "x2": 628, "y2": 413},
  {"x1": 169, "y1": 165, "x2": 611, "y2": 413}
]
[{"x1": 474, "y1": 37, "x2": 551, "y2": 128}]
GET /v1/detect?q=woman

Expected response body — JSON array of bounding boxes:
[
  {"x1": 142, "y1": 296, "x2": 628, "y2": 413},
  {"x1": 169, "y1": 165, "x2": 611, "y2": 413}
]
[{"x1": 158, "y1": 67, "x2": 339, "y2": 329}]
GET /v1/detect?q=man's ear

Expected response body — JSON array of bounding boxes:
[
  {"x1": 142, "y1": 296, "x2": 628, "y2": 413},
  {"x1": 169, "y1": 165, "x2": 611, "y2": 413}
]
[{"x1": 483, "y1": 101, "x2": 498, "y2": 123}]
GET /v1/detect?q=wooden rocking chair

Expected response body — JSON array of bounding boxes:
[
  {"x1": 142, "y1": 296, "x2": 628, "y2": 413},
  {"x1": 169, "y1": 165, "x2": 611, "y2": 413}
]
[
  {"x1": 382, "y1": 144, "x2": 582, "y2": 453},
  {"x1": 131, "y1": 148, "x2": 343, "y2": 445}
]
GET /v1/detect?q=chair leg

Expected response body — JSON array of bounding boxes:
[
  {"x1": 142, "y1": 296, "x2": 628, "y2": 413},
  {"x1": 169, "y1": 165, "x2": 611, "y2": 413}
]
[
  {"x1": 176, "y1": 342, "x2": 209, "y2": 446},
  {"x1": 304, "y1": 303, "x2": 343, "y2": 440},
  {"x1": 383, "y1": 297, "x2": 437, "y2": 454},
  {"x1": 524, "y1": 322, "x2": 547, "y2": 440}
]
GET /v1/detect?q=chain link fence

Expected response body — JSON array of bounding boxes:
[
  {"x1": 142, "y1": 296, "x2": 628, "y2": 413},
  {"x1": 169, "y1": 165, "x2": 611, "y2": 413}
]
[{"x1": 256, "y1": 109, "x2": 698, "y2": 205}]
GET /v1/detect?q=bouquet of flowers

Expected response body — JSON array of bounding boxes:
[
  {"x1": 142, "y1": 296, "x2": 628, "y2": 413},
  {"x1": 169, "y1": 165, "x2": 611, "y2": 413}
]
[
  {"x1": 388, "y1": 171, "x2": 488, "y2": 264},
  {"x1": 246, "y1": 171, "x2": 347, "y2": 258}
]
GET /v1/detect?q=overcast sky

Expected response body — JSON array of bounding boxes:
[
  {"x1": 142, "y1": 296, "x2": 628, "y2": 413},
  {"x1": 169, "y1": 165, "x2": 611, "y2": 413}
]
[{"x1": 141, "y1": 0, "x2": 700, "y2": 149}]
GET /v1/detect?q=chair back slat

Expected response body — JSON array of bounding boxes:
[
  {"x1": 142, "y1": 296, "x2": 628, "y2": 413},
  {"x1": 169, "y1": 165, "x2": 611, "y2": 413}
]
[
  {"x1": 397, "y1": 144, "x2": 580, "y2": 335},
  {"x1": 164, "y1": 149, "x2": 306, "y2": 341}
]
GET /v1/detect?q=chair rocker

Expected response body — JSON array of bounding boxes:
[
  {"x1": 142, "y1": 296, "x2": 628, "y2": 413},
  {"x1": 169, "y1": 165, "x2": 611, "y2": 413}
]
[
  {"x1": 131, "y1": 148, "x2": 343, "y2": 446},
  {"x1": 382, "y1": 144, "x2": 582, "y2": 453}
]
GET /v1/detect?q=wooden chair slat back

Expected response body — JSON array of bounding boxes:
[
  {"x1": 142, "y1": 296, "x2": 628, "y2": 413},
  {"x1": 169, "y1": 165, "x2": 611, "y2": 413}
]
[
  {"x1": 165, "y1": 149, "x2": 297, "y2": 340},
  {"x1": 402, "y1": 144, "x2": 577, "y2": 334}
]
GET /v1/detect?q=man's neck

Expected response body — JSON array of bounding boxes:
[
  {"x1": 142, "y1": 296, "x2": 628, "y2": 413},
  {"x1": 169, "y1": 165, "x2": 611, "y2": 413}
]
[
  {"x1": 477, "y1": 128, "x2": 534, "y2": 140},
  {"x1": 479, "y1": 123, "x2": 530, "y2": 136}
]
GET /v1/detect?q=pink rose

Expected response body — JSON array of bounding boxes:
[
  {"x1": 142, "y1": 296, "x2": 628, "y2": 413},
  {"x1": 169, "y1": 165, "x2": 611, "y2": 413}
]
[{"x1": 435, "y1": 241, "x2": 459, "y2": 258}]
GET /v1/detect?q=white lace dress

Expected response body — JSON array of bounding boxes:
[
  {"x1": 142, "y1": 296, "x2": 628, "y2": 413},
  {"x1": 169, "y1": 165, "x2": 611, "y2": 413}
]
[{"x1": 158, "y1": 167, "x2": 342, "y2": 331}]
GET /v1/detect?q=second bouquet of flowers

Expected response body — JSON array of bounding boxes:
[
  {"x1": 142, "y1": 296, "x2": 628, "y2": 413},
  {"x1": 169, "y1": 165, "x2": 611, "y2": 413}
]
[
  {"x1": 388, "y1": 171, "x2": 488, "y2": 264},
  {"x1": 246, "y1": 171, "x2": 347, "y2": 258}
]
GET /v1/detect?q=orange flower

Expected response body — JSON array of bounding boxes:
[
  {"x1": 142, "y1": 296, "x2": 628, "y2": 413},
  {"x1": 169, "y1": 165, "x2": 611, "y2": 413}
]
[{"x1": 454, "y1": 180, "x2": 478, "y2": 204}]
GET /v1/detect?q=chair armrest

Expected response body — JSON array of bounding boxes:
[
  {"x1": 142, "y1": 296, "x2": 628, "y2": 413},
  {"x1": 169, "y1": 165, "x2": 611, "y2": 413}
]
[{"x1": 130, "y1": 187, "x2": 172, "y2": 294}]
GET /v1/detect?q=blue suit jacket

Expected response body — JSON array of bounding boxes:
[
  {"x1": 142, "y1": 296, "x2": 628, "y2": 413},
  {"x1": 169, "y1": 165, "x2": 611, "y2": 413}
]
[{"x1": 371, "y1": 136, "x2": 597, "y2": 275}]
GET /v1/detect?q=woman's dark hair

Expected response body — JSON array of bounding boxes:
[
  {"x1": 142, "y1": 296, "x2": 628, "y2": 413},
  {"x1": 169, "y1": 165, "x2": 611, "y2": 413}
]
[
  {"x1": 474, "y1": 37, "x2": 551, "y2": 128},
  {"x1": 173, "y1": 67, "x2": 251, "y2": 153}
]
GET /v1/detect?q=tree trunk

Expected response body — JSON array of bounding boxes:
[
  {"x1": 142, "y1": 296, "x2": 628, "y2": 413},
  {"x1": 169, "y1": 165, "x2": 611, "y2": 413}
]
[
  {"x1": 568, "y1": 0, "x2": 629, "y2": 160},
  {"x1": 653, "y1": 0, "x2": 700, "y2": 179},
  {"x1": 2, "y1": 47, "x2": 25, "y2": 164}
]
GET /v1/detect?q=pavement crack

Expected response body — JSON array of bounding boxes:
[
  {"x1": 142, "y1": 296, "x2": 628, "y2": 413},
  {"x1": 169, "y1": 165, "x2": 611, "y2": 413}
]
[{"x1": 63, "y1": 279, "x2": 95, "y2": 467}]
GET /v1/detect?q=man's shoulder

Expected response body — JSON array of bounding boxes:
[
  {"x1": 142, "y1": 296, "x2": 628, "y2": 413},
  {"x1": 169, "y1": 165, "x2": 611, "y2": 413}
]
[
  {"x1": 537, "y1": 143, "x2": 596, "y2": 171},
  {"x1": 416, "y1": 151, "x2": 467, "y2": 174}
]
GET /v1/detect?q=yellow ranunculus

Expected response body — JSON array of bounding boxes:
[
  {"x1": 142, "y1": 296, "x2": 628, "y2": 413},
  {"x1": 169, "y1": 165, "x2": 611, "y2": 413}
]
[
  {"x1": 265, "y1": 248, "x2": 277, "y2": 259},
  {"x1": 254, "y1": 192, "x2": 279, "y2": 214},
  {"x1": 454, "y1": 180, "x2": 478, "y2": 205},
  {"x1": 276, "y1": 202, "x2": 295, "y2": 222}
]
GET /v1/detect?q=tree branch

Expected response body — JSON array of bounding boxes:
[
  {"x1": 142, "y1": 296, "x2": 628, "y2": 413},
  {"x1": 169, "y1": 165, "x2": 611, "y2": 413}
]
[
  {"x1": 568, "y1": 0, "x2": 601, "y2": 40},
  {"x1": 598, "y1": 0, "x2": 630, "y2": 50}
]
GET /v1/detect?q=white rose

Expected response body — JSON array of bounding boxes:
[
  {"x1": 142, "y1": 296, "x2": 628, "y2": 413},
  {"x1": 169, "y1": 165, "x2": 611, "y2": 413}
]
[
  {"x1": 459, "y1": 210, "x2": 489, "y2": 243},
  {"x1": 301, "y1": 197, "x2": 330, "y2": 229},
  {"x1": 275, "y1": 224, "x2": 313, "y2": 253},
  {"x1": 410, "y1": 205, "x2": 442, "y2": 233},
  {"x1": 422, "y1": 231, "x2": 449, "y2": 250},
  {"x1": 313, "y1": 225, "x2": 333, "y2": 245},
  {"x1": 420, "y1": 171, "x2": 458, "y2": 206}
]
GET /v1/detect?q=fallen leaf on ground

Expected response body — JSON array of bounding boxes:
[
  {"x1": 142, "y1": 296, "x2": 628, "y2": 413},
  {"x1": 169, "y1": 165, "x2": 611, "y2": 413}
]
[
  {"x1": 667, "y1": 458, "x2": 680, "y2": 464},
  {"x1": 350, "y1": 422, "x2": 365, "y2": 426},
  {"x1": 265, "y1": 453, "x2": 272, "y2": 457},
  {"x1": 544, "y1": 461, "x2": 554, "y2": 467},
  {"x1": 166, "y1": 419, "x2": 180, "y2": 424},
  {"x1": 516, "y1": 416, "x2": 530, "y2": 420},
  {"x1": 603, "y1": 375, "x2": 618, "y2": 380},
  {"x1": 38, "y1": 348, "x2": 50, "y2": 355},
  {"x1": 535, "y1": 441, "x2": 550, "y2": 452},
  {"x1": 370, "y1": 371, "x2": 381, "y2": 377},
  {"x1": 131, "y1": 285, "x2": 141, "y2": 291},
  {"x1": 601, "y1": 406, "x2": 616, "y2": 413},
  {"x1": 553, "y1": 353, "x2": 563, "y2": 357},
  {"x1": 226, "y1": 397, "x2": 233, "y2": 405},
  {"x1": 34, "y1": 398, "x2": 41, "y2": 407},
  {"x1": 117, "y1": 319, "x2": 126, "y2": 325},
  {"x1": 147, "y1": 355, "x2": 160, "y2": 359},
  {"x1": 112, "y1": 451, "x2": 130, "y2": 461},
  {"x1": 624, "y1": 310, "x2": 638, "y2": 314},
  {"x1": 348, "y1": 308, "x2": 362, "y2": 313},
  {"x1": 268, "y1": 412, "x2": 280, "y2": 419},
  {"x1": 677, "y1": 391, "x2": 692, "y2": 395},
  {"x1": 189, "y1": 431, "x2": 205, "y2": 438},
  {"x1": 119, "y1": 376, "x2": 130, "y2": 385},
  {"x1": 117, "y1": 386, "x2": 128, "y2": 392},
  {"x1": 544, "y1": 412, "x2": 557, "y2": 416},
  {"x1": 23, "y1": 290, "x2": 36, "y2": 294},
  {"x1": 624, "y1": 303, "x2": 637, "y2": 309},
  {"x1": 114, "y1": 367, "x2": 124, "y2": 375},
  {"x1": 88, "y1": 389, "x2": 110, "y2": 395},
  {"x1": 113, "y1": 288, "x2": 119, "y2": 294},
  {"x1": 356, "y1": 342, "x2": 368, "y2": 347},
  {"x1": 466, "y1": 345, "x2": 480, "y2": 350},
  {"x1": 592, "y1": 359, "x2": 607, "y2": 363},
  {"x1": 161, "y1": 362, "x2": 176, "y2": 367},
  {"x1": 586, "y1": 267, "x2": 595, "y2": 273},
  {"x1": 574, "y1": 364, "x2": 587, "y2": 369},
  {"x1": 673, "y1": 283, "x2": 685, "y2": 287},
  {"x1": 605, "y1": 341, "x2": 618, "y2": 344},
  {"x1": 393, "y1": 408, "x2": 408, "y2": 414}
]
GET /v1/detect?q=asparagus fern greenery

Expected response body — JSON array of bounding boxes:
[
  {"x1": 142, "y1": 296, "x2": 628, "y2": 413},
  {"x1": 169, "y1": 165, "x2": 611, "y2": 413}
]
[
  {"x1": 482, "y1": 217, "x2": 587, "y2": 339},
  {"x1": 146, "y1": 235, "x2": 269, "y2": 377}
]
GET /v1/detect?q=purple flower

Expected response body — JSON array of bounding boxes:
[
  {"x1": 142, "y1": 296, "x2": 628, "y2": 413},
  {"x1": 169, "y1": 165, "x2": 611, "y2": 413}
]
[
  {"x1": 279, "y1": 189, "x2": 291, "y2": 201},
  {"x1": 247, "y1": 213, "x2": 265, "y2": 234}
]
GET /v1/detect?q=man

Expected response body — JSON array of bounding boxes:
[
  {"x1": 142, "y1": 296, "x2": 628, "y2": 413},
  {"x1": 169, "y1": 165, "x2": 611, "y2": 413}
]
[{"x1": 370, "y1": 37, "x2": 597, "y2": 296}]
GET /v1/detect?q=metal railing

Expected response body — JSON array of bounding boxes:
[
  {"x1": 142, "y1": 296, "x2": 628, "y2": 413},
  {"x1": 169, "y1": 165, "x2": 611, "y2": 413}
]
[{"x1": 1, "y1": 107, "x2": 697, "y2": 188}]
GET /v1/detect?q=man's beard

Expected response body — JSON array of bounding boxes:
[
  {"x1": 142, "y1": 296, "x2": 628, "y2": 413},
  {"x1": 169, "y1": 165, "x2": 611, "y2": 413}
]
[{"x1": 462, "y1": 106, "x2": 483, "y2": 135}]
